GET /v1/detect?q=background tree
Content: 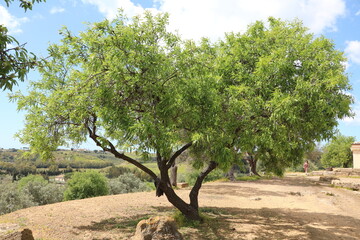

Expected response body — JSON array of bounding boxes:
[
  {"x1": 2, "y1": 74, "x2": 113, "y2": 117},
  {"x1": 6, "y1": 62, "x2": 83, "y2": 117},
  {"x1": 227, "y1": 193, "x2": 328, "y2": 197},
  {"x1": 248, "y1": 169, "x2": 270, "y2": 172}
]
[
  {"x1": 64, "y1": 170, "x2": 109, "y2": 200},
  {"x1": 13, "y1": 13, "x2": 353, "y2": 221},
  {"x1": 1, "y1": 0, "x2": 45, "y2": 90},
  {"x1": 216, "y1": 17, "x2": 353, "y2": 175},
  {"x1": 321, "y1": 134, "x2": 355, "y2": 168}
]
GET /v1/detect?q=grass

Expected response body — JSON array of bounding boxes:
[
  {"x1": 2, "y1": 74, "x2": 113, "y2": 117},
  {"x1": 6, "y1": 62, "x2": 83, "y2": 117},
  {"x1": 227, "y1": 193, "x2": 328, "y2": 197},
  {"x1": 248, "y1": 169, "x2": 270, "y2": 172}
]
[{"x1": 235, "y1": 175, "x2": 262, "y2": 181}]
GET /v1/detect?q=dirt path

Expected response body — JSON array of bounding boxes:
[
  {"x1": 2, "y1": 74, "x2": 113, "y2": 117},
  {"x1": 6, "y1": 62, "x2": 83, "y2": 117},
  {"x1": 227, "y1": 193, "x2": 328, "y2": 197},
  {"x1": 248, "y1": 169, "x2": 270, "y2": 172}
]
[{"x1": 1, "y1": 176, "x2": 360, "y2": 239}]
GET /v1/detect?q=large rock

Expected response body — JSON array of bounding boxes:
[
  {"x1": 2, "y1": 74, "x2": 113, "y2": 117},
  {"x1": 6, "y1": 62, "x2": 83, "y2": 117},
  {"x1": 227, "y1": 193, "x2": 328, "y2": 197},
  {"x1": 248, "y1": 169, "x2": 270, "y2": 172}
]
[
  {"x1": 0, "y1": 228, "x2": 34, "y2": 240},
  {"x1": 132, "y1": 216, "x2": 183, "y2": 240}
]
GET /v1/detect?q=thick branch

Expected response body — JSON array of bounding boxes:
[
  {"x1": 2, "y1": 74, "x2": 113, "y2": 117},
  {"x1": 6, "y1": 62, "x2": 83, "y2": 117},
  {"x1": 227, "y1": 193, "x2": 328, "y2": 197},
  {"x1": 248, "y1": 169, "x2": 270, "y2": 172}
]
[
  {"x1": 189, "y1": 161, "x2": 218, "y2": 210},
  {"x1": 166, "y1": 142, "x2": 193, "y2": 169},
  {"x1": 86, "y1": 120, "x2": 158, "y2": 181}
]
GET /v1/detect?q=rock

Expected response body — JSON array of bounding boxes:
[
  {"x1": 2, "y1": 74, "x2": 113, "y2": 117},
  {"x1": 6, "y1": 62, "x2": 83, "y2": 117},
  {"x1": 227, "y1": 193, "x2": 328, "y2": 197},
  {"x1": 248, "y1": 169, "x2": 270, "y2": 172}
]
[
  {"x1": 177, "y1": 182, "x2": 188, "y2": 188},
  {"x1": 132, "y1": 216, "x2": 183, "y2": 240},
  {"x1": 0, "y1": 228, "x2": 34, "y2": 240},
  {"x1": 319, "y1": 176, "x2": 339, "y2": 182},
  {"x1": 289, "y1": 191, "x2": 302, "y2": 196}
]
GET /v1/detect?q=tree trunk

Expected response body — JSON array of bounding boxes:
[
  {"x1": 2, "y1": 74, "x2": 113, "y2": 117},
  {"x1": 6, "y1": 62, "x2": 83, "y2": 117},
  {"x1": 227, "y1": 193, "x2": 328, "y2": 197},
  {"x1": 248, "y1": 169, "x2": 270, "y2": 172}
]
[
  {"x1": 158, "y1": 163, "x2": 202, "y2": 221},
  {"x1": 170, "y1": 164, "x2": 178, "y2": 187},
  {"x1": 225, "y1": 164, "x2": 236, "y2": 181},
  {"x1": 189, "y1": 161, "x2": 218, "y2": 210},
  {"x1": 246, "y1": 155, "x2": 260, "y2": 176}
]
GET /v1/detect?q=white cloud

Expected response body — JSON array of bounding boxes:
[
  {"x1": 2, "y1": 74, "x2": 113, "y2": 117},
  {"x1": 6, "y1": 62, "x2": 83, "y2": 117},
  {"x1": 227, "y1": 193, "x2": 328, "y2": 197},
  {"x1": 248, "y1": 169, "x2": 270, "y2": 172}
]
[
  {"x1": 345, "y1": 41, "x2": 360, "y2": 65},
  {"x1": 82, "y1": 0, "x2": 346, "y2": 41},
  {"x1": 50, "y1": 7, "x2": 65, "y2": 14},
  {"x1": 343, "y1": 104, "x2": 360, "y2": 125},
  {"x1": 356, "y1": 10, "x2": 360, "y2": 16},
  {"x1": 157, "y1": 0, "x2": 346, "y2": 41},
  {"x1": 81, "y1": 0, "x2": 149, "y2": 19},
  {"x1": 0, "y1": 5, "x2": 28, "y2": 34}
]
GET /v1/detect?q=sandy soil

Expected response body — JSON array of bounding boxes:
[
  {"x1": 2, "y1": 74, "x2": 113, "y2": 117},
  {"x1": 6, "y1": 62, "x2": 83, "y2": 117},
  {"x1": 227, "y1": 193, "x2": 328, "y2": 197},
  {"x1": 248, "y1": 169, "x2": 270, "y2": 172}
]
[{"x1": 1, "y1": 176, "x2": 360, "y2": 240}]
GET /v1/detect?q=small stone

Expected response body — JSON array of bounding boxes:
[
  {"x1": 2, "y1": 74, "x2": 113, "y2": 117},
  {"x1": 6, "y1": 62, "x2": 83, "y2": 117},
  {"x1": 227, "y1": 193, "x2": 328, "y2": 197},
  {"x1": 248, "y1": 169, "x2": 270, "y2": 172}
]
[
  {"x1": 132, "y1": 216, "x2": 183, "y2": 240},
  {"x1": 0, "y1": 228, "x2": 34, "y2": 240}
]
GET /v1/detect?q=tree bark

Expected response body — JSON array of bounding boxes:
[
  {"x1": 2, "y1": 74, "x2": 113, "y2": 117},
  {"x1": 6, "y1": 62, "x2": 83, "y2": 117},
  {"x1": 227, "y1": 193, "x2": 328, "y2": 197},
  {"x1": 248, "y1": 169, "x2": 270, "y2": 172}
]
[
  {"x1": 189, "y1": 161, "x2": 218, "y2": 210},
  {"x1": 246, "y1": 155, "x2": 260, "y2": 176},
  {"x1": 170, "y1": 164, "x2": 178, "y2": 187}
]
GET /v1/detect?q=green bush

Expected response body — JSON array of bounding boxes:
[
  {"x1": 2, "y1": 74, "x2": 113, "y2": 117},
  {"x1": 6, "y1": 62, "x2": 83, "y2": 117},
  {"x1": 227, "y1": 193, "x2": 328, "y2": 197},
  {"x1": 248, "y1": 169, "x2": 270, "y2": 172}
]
[
  {"x1": 0, "y1": 183, "x2": 35, "y2": 215},
  {"x1": 64, "y1": 170, "x2": 109, "y2": 200},
  {"x1": 108, "y1": 172, "x2": 151, "y2": 195},
  {"x1": 18, "y1": 174, "x2": 47, "y2": 189},
  {"x1": 17, "y1": 174, "x2": 65, "y2": 205}
]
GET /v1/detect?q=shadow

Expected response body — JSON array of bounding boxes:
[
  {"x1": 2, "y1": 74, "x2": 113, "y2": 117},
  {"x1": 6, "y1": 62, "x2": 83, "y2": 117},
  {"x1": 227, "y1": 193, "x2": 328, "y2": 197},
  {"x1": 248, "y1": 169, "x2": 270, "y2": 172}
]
[
  {"x1": 74, "y1": 205, "x2": 360, "y2": 240},
  {"x1": 179, "y1": 207, "x2": 360, "y2": 240},
  {"x1": 75, "y1": 214, "x2": 151, "y2": 232}
]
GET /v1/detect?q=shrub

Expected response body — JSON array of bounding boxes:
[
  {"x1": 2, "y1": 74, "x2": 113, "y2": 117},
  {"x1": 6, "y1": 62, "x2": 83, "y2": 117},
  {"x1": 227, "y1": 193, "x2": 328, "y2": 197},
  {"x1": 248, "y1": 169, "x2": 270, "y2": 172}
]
[
  {"x1": 108, "y1": 172, "x2": 151, "y2": 195},
  {"x1": 0, "y1": 183, "x2": 35, "y2": 215},
  {"x1": 17, "y1": 174, "x2": 47, "y2": 189},
  {"x1": 17, "y1": 174, "x2": 65, "y2": 205},
  {"x1": 64, "y1": 170, "x2": 109, "y2": 200}
]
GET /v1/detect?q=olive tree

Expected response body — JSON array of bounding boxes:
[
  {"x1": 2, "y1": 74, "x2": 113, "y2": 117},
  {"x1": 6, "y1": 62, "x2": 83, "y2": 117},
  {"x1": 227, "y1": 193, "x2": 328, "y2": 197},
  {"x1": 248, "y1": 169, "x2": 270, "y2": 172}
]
[{"x1": 13, "y1": 12, "x2": 352, "y2": 221}]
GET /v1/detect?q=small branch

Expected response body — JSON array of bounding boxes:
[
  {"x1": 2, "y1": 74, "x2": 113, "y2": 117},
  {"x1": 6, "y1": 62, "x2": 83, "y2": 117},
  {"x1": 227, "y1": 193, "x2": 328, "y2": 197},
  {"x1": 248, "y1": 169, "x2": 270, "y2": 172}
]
[{"x1": 166, "y1": 142, "x2": 193, "y2": 169}]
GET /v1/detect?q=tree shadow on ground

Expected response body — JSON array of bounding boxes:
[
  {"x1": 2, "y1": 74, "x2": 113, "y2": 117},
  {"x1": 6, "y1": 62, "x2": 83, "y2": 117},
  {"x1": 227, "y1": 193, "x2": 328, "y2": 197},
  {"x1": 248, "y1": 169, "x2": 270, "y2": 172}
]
[
  {"x1": 75, "y1": 213, "x2": 151, "y2": 234},
  {"x1": 149, "y1": 206, "x2": 360, "y2": 240},
  {"x1": 74, "y1": 205, "x2": 360, "y2": 240}
]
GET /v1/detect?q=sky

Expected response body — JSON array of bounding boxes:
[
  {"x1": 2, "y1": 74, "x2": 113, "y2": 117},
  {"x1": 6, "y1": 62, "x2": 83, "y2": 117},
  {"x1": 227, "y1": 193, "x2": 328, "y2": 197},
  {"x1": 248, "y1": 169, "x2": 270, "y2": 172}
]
[{"x1": 1, "y1": 0, "x2": 360, "y2": 150}]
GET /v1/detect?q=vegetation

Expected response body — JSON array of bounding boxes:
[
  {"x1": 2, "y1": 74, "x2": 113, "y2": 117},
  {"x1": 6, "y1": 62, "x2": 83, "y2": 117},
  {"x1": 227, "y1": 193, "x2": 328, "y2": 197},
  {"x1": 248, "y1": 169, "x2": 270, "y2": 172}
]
[
  {"x1": 64, "y1": 170, "x2": 109, "y2": 200},
  {"x1": 1, "y1": 0, "x2": 46, "y2": 90},
  {"x1": 321, "y1": 134, "x2": 355, "y2": 168},
  {"x1": 108, "y1": 172, "x2": 150, "y2": 195},
  {"x1": 12, "y1": 11, "x2": 352, "y2": 221}
]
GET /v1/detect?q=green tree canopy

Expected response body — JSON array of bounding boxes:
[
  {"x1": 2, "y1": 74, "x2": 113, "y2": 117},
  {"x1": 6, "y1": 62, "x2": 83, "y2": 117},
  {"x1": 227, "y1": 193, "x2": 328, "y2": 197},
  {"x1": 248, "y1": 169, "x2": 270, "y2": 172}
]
[
  {"x1": 321, "y1": 134, "x2": 355, "y2": 168},
  {"x1": 216, "y1": 18, "x2": 352, "y2": 175},
  {"x1": 13, "y1": 12, "x2": 353, "y2": 220},
  {"x1": 1, "y1": 0, "x2": 45, "y2": 90}
]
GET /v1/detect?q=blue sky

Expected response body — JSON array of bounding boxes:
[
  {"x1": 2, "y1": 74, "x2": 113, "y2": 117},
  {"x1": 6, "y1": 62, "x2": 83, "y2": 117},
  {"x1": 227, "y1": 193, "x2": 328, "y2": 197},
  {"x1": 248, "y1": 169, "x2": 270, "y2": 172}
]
[{"x1": 1, "y1": 0, "x2": 360, "y2": 149}]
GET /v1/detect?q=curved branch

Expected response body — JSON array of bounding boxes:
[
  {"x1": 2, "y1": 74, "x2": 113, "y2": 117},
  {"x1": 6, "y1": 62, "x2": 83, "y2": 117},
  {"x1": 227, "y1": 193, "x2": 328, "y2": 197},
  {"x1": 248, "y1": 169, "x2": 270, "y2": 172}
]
[
  {"x1": 166, "y1": 142, "x2": 193, "y2": 169},
  {"x1": 86, "y1": 117, "x2": 158, "y2": 181}
]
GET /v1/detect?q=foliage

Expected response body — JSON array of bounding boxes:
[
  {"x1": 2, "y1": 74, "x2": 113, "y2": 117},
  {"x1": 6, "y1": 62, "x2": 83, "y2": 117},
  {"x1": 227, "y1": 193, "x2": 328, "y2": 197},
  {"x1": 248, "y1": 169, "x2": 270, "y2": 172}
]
[
  {"x1": 108, "y1": 172, "x2": 150, "y2": 195},
  {"x1": 64, "y1": 170, "x2": 109, "y2": 200},
  {"x1": 102, "y1": 165, "x2": 131, "y2": 178},
  {"x1": 0, "y1": 182, "x2": 35, "y2": 215},
  {"x1": 17, "y1": 174, "x2": 65, "y2": 205},
  {"x1": 216, "y1": 17, "x2": 352, "y2": 175},
  {"x1": 235, "y1": 175, "x2": 262, "y2": 181},
  {"x1": 3, "y1": 0, "x2": 45, "y2": 11},
  {"x1": 0, "y1": 0, "x2": 46, "y2": 91},
  {"x1": 321, "y1": 134, "x2": 355, "y2": 168},
  {"x1": 12, "y1": 11, "x2": 353, "y2": 220},
  {"x1": 17, "y1": 174, "x2": 46, "y2": 189}
]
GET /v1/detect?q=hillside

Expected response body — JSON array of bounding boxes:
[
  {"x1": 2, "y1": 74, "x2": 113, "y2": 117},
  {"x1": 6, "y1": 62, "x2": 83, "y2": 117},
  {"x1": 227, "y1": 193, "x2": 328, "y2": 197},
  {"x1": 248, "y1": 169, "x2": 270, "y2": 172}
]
[{"x1": 1, "y1": 176, "x2": 360, "y2": 240}]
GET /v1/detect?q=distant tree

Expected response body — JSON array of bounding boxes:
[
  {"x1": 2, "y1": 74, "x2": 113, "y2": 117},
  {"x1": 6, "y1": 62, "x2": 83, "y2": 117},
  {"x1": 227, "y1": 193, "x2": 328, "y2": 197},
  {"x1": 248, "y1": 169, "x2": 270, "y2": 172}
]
[
  {"x1": 64, "y1": 170, "x2": 109, "y2": 200},
  {"x1": 13, "y1": 12, "x2": 353, "y2": 221},
  {"x1": 321, "y1": 134, "x2": 355, "y2": 168},
  {"x1": 1, "y1": 0, "x2": 45, "y2": 90}
]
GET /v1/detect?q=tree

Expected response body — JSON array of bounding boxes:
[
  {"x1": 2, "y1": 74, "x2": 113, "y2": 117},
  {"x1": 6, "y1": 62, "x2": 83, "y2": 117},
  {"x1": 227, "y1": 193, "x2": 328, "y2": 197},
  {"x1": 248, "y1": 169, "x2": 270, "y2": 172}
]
[
  {"x1": 64, "y1": 170, "x2": 109, "y2": 200},
  {"x1": 1, "y1": 0, "x2": 45, "y2": 90},
  {"x1": 321, "y1": 134, "x2": 355, "y2": 168},
  {"x1": 216, "y1": 17, "x2": 353, "y2": 176},
  {"x1": 13, "y1": 13, "x2": 352, "y2": 221}
]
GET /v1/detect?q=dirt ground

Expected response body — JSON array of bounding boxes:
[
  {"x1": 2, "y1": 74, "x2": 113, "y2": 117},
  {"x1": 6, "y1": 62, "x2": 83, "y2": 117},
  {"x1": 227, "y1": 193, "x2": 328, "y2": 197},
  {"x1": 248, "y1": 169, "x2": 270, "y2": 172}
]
[{"x1": 1, "y1": 176, "x2": 360, "y2": 240}]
